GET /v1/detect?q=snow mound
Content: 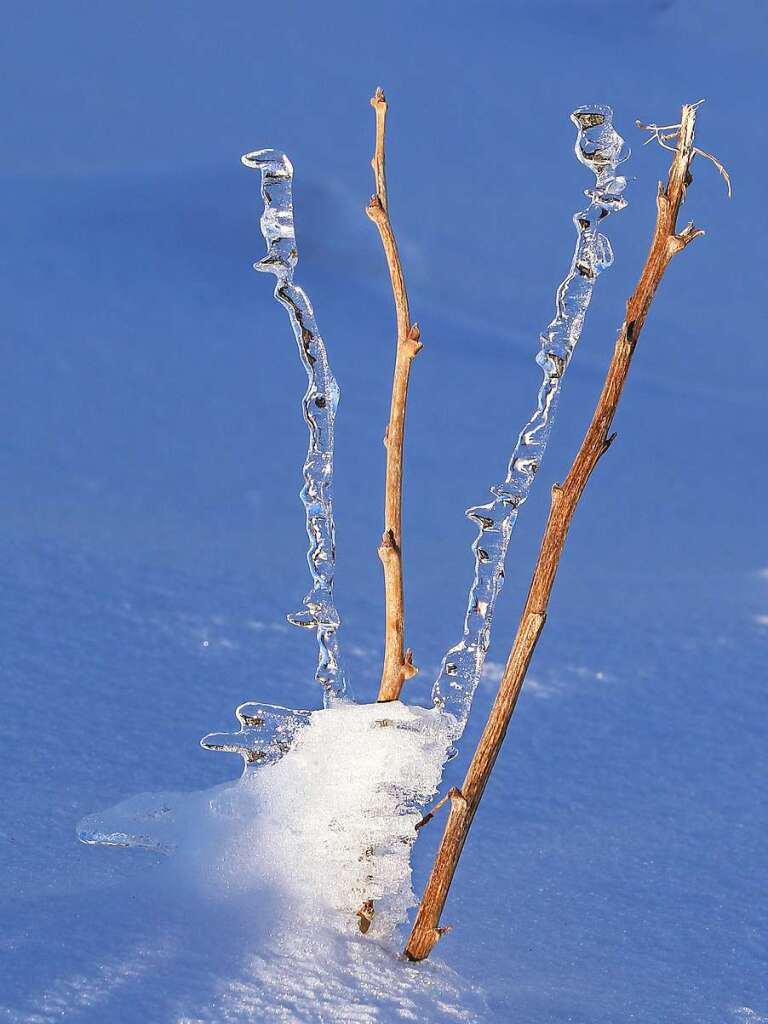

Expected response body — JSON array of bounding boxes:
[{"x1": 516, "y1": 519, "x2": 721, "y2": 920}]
[{"x1": 79, "y1": 700, "x2": 456, "y2": 937}]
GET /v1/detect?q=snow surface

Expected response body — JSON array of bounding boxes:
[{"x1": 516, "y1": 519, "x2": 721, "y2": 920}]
[{"x1": 1, "y1": 2, "x2": 767, "y2": 1022}]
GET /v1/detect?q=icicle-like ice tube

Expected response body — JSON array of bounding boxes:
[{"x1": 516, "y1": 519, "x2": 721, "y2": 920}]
[
  {"x1": 242, "y1": 149, "x2": 348, "y2": 703},
  {"x1": 201, "y1": 702, "x2": 313, "y2": 768},
  {"x1": 432, "y1": 106, "x2": 628, "y2": 730}
]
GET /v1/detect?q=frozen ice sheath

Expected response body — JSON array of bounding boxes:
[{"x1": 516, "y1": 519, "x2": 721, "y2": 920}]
[
  {"x1": 242, "y1": 148, "x2": 347, "y2": 703},
  {"x1": 432, "y1": 106, "x2": 628, "y2": 730}
]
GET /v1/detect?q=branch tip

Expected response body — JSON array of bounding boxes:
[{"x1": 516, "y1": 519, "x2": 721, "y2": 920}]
[{"x1": 639, "y1": 104, "x2": 731, "y2": 198}]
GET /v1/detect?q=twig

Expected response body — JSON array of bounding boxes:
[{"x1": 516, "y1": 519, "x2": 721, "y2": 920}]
[
  {"x1": 637, "y1": 103, "x2": 732, "y2": 197},
  {"x1": 367, "y1": 87, "x2": 422, "y2": 702},
  {"x1": 405, "y1": 102, "x2": 717, "y2": 961},
  {"x1": 356, "y1": 899, "x2": 375, "y2": 934},
  {"x1": 415, "y1": 787, "x2": 466, "y2": 831}
]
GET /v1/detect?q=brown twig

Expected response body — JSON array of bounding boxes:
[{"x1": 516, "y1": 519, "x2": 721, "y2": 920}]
[
  {"x1": 356, "y1": 898, "x2": 375, "y2": 934},
  {"x1": 414, "y1": 787, "x2": 466, "y2": 832},
  {"x1": 367, "y1": 86, "x2": 422, "y2": 702},
  {"x1": 405, "y1": 102, "x2": 716, "y2": 961}
]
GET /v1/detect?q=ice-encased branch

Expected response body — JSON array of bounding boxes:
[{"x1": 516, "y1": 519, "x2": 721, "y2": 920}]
[
  {"x1": 242, "y1": 149, "x2": 348, "y2": 703},
  {"x1": 432, "y1": 106, "x2": 628, "y2": 730}
]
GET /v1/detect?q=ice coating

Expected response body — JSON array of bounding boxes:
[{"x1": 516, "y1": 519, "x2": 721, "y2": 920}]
[
  {"x1": 200, "y1": 702, "x2": 312, "y2": 768},
  {"x1": 242, "y1": 149, "x2": 347, "y2": 702},
  {"x1": 432, "y1": 105, "x2": 628, "y2": 729}
]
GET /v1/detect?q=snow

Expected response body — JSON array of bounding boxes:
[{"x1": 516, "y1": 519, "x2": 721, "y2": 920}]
[
  {"x1": 1, "y1": 1, "x2": 766, "y2": 1022},
  {"x1": 78, "y1": 701, "x2": 456, "y2": 935}
]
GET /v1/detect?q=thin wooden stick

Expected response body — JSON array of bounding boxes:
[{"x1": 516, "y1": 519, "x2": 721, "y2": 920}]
[
  {"x1": 367, "y1": 86, "x2": 422, "y2": 702},
  {"x1": 405, "y1": 102, "x2": 711, "y2": 961},
  {"x1": 415, "y1": 787, "x2": 466, "y2": 832}
]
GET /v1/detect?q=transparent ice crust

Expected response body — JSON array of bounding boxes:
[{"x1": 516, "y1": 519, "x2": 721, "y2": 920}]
[
  {"x1": 242, "y1": 149, "x2": 347, "y2": 704},
  {"x1": 432, "y1": 105, "x2": 628, "y2": 730},
  {"x1": 201, "y1": 702, "x2": 313, "y2": 767}
]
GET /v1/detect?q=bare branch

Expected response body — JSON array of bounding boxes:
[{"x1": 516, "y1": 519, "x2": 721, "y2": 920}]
[
  {"x1": 693, "y1": 145, "x2": 732, "y2": 198},
  {"x1": 405, "y1": 102, "x2": 717, "y2": 962},
  {"x1": 367, "y1": 87, "x2": 422, "y2": 702},
  {"x1": 637, "y1": 104, "x2": 732, "y2": 197},
  {"x1": 414, "y1": 787, "x2": 466, "y2": 832}
]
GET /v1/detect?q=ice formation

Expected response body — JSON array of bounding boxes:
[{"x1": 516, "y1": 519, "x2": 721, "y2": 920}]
[
  {"x1": 78, "y1": 148, "x2": 460, "y2": 940},
  {"x1": 431, "y1": 105, "x2": 628, "y2": 730},
  {"x1": 79, "y1": 107, "x2": 628, "y2": 946},
  {"x1": 241, "y1": 148, "x2": 347, "y2": 703},
  {"x1": 201, "y1": 701, "x2": 313, "y2": 766},
  {"x1": 78, "y1": 702, "x2": 455, "y2": 935}
]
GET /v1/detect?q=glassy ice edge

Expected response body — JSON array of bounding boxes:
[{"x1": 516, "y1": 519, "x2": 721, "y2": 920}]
[
  {"x1": 242, "y1": 148, "x2": 347, "y2": 705},
  {"x1": 432, "y1": 105, "x2": 628, "y2": 731}
]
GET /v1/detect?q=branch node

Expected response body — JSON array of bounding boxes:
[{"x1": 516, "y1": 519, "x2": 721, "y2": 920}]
[
  {"x1": 449, "y1": 786, "x2": 467, "y2": 810},
  {"x1": 601, "y1": 431, "x2": 618, "y2": 457},
  {"x1": 356, "y1": 899, "x2": 375, "y2": 933},
  {"x1": 366, "y1": 195, "x2": 383, "y2": 220},
  {"x1": 679, "y1": 221, "x2": 706, "y2": 245},
  {"x1": 378, "y1": 529, "x2": 398, "y2": 559},
  {"x1": 414, "y1": 787, "x2": 465, "y2": 831},
  {"x1": 403, "y1": 647, "x2": 419, "y2": 680},
  {"x1": 404, "y1": 324, "x2": 423, "y2": 357}
]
